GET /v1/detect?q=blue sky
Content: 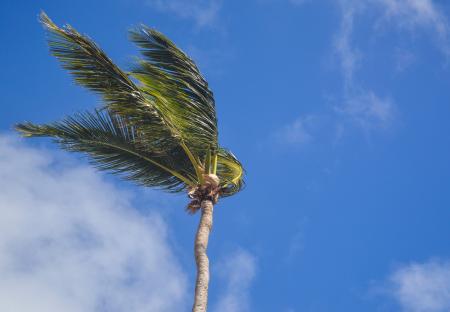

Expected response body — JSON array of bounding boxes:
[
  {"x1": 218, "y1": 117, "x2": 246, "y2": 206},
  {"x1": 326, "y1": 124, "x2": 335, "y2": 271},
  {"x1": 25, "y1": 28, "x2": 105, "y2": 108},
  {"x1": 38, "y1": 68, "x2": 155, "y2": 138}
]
[{"x1": 1, "y1": 0, "x2": 450, "y2": 311}]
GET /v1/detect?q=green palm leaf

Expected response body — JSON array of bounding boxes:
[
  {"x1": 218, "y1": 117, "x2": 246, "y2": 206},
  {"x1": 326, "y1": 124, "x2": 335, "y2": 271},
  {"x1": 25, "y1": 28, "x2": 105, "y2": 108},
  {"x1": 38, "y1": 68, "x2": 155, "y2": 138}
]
[
  {"x1": 16, "y1": 110, "x2": 196, "y2": 191},
  {"x1": 18, "y1": 12, "x2": 244, "y2": 198},
  {"x1": 39, "y1": 12, "x2": 180, "y2": 155},
  {"x1": 129, "y1": 26, "x2": 218, "y2": 155},
  {"x1": 38, "y1": 12, "x2": 213, "y2": 180},
  {"x1": 216, "y1": 148, "x2": 245, "y2": 196},
  {"x1": 18, "y1": 13, "x2": 245, "y2": 309}
]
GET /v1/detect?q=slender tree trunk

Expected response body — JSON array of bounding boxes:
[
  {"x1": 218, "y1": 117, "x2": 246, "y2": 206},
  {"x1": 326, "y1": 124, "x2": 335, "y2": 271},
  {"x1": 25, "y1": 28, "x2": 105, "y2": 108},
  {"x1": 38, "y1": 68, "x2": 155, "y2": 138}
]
[{"x1": 192, "y1": 199, "x2": 214, "y2": 312}]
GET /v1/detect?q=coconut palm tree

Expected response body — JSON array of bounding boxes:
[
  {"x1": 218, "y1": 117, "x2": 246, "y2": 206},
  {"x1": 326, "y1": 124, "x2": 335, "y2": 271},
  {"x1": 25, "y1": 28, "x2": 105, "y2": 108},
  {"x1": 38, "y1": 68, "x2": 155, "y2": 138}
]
[{"x1": 16, "y1": 12, "x2": 244, "y2": 312}]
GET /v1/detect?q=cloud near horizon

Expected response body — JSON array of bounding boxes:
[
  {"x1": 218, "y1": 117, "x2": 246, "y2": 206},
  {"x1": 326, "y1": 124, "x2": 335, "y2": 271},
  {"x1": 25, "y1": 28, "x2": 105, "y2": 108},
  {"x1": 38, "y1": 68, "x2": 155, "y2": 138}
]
[
  {"x1": 213, "y1": 249, "x2": 257, "y2": 312},
  {"x1": 384, "y1": 259, "x2": 450, "y2": 312},
  {"x1": 0, "y1": 134, "x2": 258, "y2": 312},
  {"x1": 0, "y1": 135, "x2": 188, "y2": 312}
]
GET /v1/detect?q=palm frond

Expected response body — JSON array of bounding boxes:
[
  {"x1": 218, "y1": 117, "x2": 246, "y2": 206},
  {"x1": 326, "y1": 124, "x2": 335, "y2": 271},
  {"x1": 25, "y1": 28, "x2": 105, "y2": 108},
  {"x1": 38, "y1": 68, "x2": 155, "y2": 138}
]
[
  {"x1": 39, "y1": 12, "x2": 179, "y2": 154},
  {"x1": 22, "y1": 13, "x2": 245, "y2": 198},
  {"x1": 129, "y1": 26, "x2": 218, "y2": 156},
  {"x1": 16, "y1": 110, "x2": 196, "y2": 191},
  {"x1": 216, "y1": 148, "x2": 245, "y2": 197},
  {"x1": 40, "y1": 12, "x2": 135, "y2": 106},
  {"x1": 39, "y1": 12, "x2": 215, "y2": 181}
]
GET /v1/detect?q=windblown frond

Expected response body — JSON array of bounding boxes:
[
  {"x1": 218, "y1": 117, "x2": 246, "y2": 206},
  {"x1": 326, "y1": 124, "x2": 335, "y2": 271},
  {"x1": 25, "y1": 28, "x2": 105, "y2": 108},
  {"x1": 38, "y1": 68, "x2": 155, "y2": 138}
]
[
  {"x1": 16, "y1": 110, "x2": 196, "y2": 191},
  {"x1": 38, "y1": 12, "x2": 216, "y2": 181},
  {"x1": 129, "y1": 26, "x2": 218, "y2": 155},
  {"x1": 39, "y1": 12, "x2": 178, "y2": 153},
  {"x1": 216, "y1": 148, "x2": 244, "y2": 196},
  {"x1": 40, "y1": 13, "x2": 133, "y2": 100},
  {"x1": 18, "y1": 12, "x2": 245, "y2": 200}
]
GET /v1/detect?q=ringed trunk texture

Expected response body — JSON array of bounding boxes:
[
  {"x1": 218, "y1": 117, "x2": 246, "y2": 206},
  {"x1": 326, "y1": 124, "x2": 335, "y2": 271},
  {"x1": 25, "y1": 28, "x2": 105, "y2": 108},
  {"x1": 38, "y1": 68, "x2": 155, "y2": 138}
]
[{"x1": 192, "y1": 199, "x2": 214, "y2": 312}]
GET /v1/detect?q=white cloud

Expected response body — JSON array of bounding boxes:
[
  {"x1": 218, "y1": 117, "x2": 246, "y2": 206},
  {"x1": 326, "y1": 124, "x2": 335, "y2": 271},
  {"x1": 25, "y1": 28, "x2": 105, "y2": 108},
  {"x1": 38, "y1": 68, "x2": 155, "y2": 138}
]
[
  {"x1": 213, "y1": 249, "x2": 256, "y2": 312},
  {"x1": 147, "y1": 0, "x2": 222, "y2": 27},
  {"x1": 275, "y1": 115, "x2": 315, "y2": 145},
  {"x1": 334, "y1": 0, "x2": 364, "y2": 85},
  {"x1": 0, "y1": 135, "x2": 188, "y2": 312},
  {"x1": 275, "y1": 0, "x2": 450, "y2": 144},
  {"x1": 335, "y1": 0, "x2": 450, "y2": 72},
  {"x1": 337, "y1": 91, "x2": 395, "y2": 130},
  {"x1": 334, "y1": 0, "x2": 396, "y2": 132},
  {"x1": 375, "y1": 0, "x2": 450, "y2": 55},
  {"x1": 386, "y1": 259, "x2": 450, "y2": 312},
  {"x1": 333, "y1": 0, "x2": 450, "y2": 132},
  {"x1": 338, "y1": 0, "x2": 450, "y2": 53}
]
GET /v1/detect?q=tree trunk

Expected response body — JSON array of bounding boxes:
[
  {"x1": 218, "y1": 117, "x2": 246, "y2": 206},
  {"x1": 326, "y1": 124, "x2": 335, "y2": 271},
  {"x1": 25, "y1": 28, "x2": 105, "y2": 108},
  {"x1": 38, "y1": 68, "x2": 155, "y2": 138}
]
[{"x1": 192, "y1": 199, "x2": 214, "y2": 312}]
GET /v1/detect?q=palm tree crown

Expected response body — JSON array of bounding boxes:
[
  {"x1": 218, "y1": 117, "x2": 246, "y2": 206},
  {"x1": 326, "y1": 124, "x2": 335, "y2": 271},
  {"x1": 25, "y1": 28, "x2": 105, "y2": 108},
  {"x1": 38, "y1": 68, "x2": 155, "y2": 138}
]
[{"x1": 16, "y1": 12, "x2": 244, "y2": 206}]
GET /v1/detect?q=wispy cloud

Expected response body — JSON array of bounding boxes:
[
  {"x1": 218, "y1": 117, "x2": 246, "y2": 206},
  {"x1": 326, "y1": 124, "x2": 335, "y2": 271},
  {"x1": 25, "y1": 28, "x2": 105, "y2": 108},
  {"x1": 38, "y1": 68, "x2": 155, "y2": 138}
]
[
  {"x1": 0, "y1": 135, "x2": 187, "y2": 312},
  {"x1": 213, "y1": 249, "x2": 256, "y2": 312},
  {"x1": 276, "y1": 0, "x2": 450, "y2": 146},
  {"x1": 380, "y1": 258, "x2": 450, "y2": 312},
  {"x1": 334, "y1": 0, "x2": 364, "y2": 85},
  {"x1": 274, "y1": 115, "x2": 315, "y2": 145},
  {"x1": 272, "y1": 112, "x2": 345, "y2": 146},
  {"x1": 337, "y1": 91, "x2": 395, "y2": 130},
  {"x1": 285, "y1": 218, "x2": 309, "y2": 264},
  {"x1": 374, "y1": 0, "x2": 450, "y2": 56},
  {"x1": 147, "y1": 0, "x2": 222, "y2": 27},
  {"x1": 333, "y1": 0, "x2": 450, "y2": 131},
  {"x1": 334, "y1": 0, "x2": 396, "y2": 132}
]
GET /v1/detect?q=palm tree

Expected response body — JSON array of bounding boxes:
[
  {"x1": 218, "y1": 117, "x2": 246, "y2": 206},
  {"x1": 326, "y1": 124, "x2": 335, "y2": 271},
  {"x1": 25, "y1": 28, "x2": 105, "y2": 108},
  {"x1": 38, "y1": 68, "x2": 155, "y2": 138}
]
[{"x1": 16, "y1": 12, "x2": 244, "y2": 312}]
